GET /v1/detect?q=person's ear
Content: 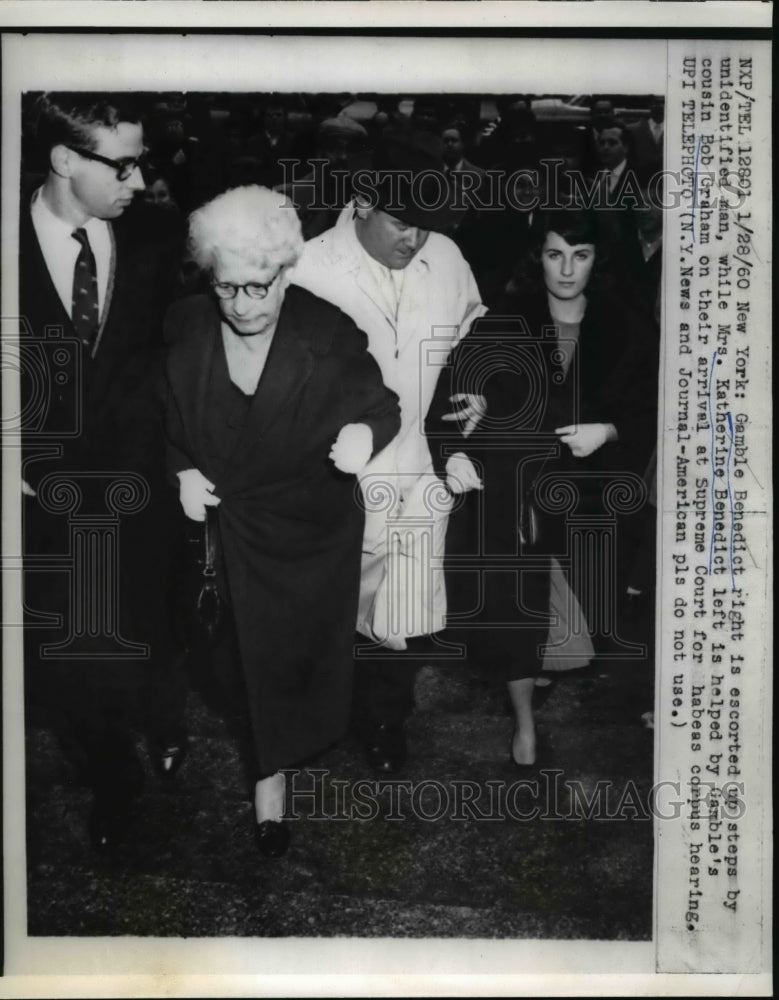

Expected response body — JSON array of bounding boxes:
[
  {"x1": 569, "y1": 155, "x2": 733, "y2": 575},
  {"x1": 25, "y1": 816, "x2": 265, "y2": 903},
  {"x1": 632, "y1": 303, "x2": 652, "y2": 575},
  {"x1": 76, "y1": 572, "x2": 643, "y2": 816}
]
[
  {"x1": 49, "y1": 144, "x2": 75, "y2": 179},
  {"x1": 353, "y1": 195, "x2": 373, "y2": 221}
]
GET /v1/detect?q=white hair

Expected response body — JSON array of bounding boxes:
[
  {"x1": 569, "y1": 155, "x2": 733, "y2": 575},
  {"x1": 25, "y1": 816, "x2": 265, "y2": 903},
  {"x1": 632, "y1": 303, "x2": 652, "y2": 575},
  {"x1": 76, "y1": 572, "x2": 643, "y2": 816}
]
[{"x1": 188, "y1": 185, "x2": 303, "y2": 273}]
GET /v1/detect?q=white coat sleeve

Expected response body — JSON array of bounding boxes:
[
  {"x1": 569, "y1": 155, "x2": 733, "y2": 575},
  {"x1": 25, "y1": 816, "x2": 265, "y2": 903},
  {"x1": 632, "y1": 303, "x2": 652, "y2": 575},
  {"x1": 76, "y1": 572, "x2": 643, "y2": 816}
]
[{"x1": 454, "y1": 257, "x2": 488, "y2": 345}]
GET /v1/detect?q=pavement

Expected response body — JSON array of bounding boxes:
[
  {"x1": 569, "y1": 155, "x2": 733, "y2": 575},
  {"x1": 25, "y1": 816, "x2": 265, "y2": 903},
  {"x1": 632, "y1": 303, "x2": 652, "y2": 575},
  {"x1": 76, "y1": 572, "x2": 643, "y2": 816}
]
[{"x1": 24, "y1": 596, "x2": 655, "y2": 940}]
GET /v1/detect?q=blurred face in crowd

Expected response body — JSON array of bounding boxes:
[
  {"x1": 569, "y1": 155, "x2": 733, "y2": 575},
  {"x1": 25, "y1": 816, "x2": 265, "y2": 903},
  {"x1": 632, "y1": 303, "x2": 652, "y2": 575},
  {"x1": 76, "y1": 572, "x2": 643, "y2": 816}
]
[
  {"x1": 264, "y1": 105, "x2": 286, "y2": 135},
  {"x1": 441, "y1": 128, "x2": 465, "y2": 167},
  {"x1": 508, "y1": 169, "x2": 540, "y2": 211},
  {"x1": 166, "y1": 119, "x2": 184, "y2": 144},
  {"x1": 355, "y1": 204, "x2": 430, "y2": 270},
  {"x1": 60, "y1": 122, "x2": 146, "y2": 222},
  {"x1": 551, "y1": 142, "x2": 580, "y2": 174},
  {"x1": 597, "y1": 127, "x2": 628, "y2": 169},
  {"x1": 411, "y1": 102, "x2": 439, "y2": 133},
  {"x1": 318, "y1": 134, "x2": 367, "y2": 173},
  {"x1": 212, "y1": 251, "x2": 287, "y2": 337},
  {"x1": 541, "y1": 231, "x2": 596, "y2": 303},
  {"x1": 144, "y1": 177, "x2": 174, "y2": 206}
]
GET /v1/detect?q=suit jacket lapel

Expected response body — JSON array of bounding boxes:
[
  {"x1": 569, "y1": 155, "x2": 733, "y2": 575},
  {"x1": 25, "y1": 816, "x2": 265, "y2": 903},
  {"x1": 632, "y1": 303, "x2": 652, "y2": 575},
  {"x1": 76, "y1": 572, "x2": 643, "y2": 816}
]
[
  {"x1": 21, "y1": 201, "x2": 115, "y2": 362},
  {"x1": 19, "y1": 203, "x2": 73, "y2": 335},
  {"x1": 90, "y1": 224, "x2": 117, "y2": 358},
  {"x1": 394, "y1": 254, "x2": 433, "y2": 354},
  {"x1": 331, "y1": 209, "x2": 396, "y2": 325}
]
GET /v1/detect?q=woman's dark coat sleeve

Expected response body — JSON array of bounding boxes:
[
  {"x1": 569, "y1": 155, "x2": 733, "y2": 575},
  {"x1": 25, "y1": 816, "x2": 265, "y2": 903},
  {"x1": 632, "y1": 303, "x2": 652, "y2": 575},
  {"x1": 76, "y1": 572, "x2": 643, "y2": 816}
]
[
  {"x1": 330, "y1": 313, "x2": 401, "y2": 458},
  {"x1": 424, "y1": 314, "x2": 493, "y2": 482}
]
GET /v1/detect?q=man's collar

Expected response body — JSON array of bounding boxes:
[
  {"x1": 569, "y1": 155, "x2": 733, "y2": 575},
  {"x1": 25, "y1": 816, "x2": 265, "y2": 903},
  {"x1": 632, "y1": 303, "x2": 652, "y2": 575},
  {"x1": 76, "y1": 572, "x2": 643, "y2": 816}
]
[
  {"x1": 31, "y1": 187, "x2": 73, "y2": 236},
  {"x1": 32, "y1": 184, "x2": 107, "y2": 236}
]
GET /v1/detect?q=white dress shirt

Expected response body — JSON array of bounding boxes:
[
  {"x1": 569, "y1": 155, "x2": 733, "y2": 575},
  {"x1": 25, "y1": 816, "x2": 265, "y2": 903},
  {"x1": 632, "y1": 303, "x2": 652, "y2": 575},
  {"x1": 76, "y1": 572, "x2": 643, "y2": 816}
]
[
  {"x1": 30, "y1": 188, "x2": 112, "y2": 321},
  {"x1": 608, "y1": 156, "x2": 628, "y2": 194},
  {"x1": 361, "y1": 246, "x2": 405, "y2": 318}
]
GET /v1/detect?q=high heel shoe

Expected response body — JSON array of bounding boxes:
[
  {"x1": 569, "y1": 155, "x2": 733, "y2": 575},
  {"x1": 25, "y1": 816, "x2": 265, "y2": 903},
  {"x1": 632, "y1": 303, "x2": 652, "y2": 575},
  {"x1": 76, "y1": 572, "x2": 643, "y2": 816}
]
[
  {"x1": 151, "y1": 738, "x2": 188, "y2": 780},
  {"x1": 510, "y1": 728, "x2": 538, "y2": 772}
]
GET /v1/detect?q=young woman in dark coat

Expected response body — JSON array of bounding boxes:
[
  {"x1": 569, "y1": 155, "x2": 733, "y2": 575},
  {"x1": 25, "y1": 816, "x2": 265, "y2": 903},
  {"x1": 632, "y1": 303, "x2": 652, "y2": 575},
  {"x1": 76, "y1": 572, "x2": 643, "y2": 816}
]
[
  {"x1": 430, "y1": 207, "x2": 659, "y2": 768},
  {"x1": 164, "y1": 186, "x2": 400, "y2": 856}
]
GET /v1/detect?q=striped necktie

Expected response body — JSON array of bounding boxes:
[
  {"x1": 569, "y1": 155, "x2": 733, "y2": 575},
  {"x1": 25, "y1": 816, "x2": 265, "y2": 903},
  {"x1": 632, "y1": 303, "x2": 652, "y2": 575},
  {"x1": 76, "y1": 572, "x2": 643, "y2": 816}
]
[{"x1": 71, "y1": 227, "x2": 100, "y2": 350}]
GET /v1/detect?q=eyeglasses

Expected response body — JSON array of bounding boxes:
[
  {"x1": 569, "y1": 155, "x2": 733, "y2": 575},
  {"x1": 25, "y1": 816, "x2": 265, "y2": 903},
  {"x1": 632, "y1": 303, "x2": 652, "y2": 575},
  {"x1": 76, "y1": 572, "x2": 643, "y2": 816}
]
[
  {"x1": 211, "y1": 270, "x2": 282, "y2": 300},
  {"x1": 65, "y1": 144, "x2": 147, "y2": 181}
]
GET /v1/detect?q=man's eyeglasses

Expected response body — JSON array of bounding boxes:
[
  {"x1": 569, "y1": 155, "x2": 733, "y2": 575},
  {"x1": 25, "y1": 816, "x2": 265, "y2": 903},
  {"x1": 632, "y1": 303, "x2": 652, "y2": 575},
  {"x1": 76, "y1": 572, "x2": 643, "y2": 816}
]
[
  {"x1": 65, "y1": 144, "x2": 147, "y2": 182},
  {"x1": 211, "y1": 270, "x2": 282, "y2": 301}
]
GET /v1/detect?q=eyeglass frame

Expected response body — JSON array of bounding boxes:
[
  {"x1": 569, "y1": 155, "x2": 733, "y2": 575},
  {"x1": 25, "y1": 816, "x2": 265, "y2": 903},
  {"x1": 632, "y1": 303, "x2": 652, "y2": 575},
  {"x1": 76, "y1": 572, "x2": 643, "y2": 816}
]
[
  {"x1": 64, "y1": 144, "x2": 147, "y2": 182},
  {"x1": 210, "y1": 268, "x2": 283, "y2": 301}
]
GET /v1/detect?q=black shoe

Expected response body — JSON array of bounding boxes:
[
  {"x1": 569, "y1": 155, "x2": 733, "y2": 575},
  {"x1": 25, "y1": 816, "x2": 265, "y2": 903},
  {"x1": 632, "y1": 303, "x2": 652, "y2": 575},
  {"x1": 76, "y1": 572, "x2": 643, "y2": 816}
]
[
  {"x1": 255, "y1": 820, "x2": 290, "y2": 858},
  {"x1": 365, "y1": 722, "x2": 407, "y2": 774},
  {"x1": 151, "y1": 738, "x2": 188, "y2": 780},
  {"x1": 88, "y1": 786, "x2": 137, "y2": 852},
  {"x1": 510, "y1": 728, "x2": 541, "y2": 773},
  {"x1": 87, "y1": 747, "x2": 145, "y2": 852}
]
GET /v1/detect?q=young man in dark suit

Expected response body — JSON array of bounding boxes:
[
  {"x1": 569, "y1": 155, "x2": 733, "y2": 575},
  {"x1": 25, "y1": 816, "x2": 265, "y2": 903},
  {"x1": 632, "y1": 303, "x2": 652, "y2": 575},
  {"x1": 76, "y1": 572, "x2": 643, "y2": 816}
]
[
  {"x1": 627, "y1": 97, "x2": 664, "y2": 176},
  {"x1": 20, "y1": 92, "x2": 187, "y2": 851},
  {"x1": 591, "y1": 118, "x2": 645, "y2": 290}
]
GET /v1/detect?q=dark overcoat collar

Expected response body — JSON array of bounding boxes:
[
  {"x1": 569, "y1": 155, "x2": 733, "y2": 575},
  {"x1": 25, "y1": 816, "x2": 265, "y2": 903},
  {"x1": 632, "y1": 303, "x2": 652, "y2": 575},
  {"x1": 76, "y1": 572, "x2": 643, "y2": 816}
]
[{"x1": 167, "y1": 288, "x2": 316, "y2": 493}]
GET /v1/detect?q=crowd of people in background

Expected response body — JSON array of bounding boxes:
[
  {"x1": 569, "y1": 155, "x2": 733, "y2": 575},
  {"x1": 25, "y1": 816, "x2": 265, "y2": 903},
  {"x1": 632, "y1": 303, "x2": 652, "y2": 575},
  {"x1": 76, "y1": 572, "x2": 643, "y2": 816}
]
[{"x1": 23, "y1": 89, "x2": 664, "y2": 312}]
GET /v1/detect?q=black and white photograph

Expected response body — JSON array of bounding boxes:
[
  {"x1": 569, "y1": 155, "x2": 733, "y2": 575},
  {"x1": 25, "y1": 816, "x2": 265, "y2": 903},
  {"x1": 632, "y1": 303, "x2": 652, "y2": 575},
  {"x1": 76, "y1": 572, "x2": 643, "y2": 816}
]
[{"x1": 0, "y1": 5, "x2": 772, "y2": 997}]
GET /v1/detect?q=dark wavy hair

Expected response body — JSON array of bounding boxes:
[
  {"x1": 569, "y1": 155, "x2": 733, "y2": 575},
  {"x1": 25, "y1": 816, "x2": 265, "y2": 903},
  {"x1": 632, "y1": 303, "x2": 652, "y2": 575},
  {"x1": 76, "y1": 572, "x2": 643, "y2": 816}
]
[
  {"x1": 27, "y1": 92, "x2": 143, "y2": 159},
  {"x1": 508, "y1": 206, "x2": 614, "y2": 301}
]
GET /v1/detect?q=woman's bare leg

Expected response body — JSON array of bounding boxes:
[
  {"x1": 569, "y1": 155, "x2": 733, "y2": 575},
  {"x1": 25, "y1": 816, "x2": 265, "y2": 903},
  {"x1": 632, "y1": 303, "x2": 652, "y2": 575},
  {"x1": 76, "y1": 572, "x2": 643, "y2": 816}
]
[{"x1": 508, "y1": 676, "x2": 537, "y2": 766}]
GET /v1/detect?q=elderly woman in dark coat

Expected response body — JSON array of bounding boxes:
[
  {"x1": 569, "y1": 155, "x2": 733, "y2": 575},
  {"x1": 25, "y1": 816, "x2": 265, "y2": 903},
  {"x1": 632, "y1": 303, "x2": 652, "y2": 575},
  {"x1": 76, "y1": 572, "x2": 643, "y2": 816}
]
[{"x1": 164, "y1": 185, "x2": 400, "y2": 856}]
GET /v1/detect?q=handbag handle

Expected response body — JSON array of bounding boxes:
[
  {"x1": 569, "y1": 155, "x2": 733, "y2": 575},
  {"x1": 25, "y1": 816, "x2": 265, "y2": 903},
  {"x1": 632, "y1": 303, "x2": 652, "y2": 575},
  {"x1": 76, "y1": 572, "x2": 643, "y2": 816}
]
[
  {"x1": 203, "y1": 504, "x2": 218, "y2": 578},
  {"x1": 197, "y1": 505, "x2": 225, "y2": 641}
]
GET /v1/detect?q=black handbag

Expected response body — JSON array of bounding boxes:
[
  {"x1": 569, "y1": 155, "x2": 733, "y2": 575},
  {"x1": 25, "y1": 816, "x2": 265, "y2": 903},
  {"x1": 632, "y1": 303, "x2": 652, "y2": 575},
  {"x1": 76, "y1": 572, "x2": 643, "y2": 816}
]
[
  {"x1": 519, "y1": 451, "x2": 553, "y2": 551},
  {"x1": 196, "y1": 505, "x2": 227, "y2": 643},
  {"x1": 518, "y1": 487, "x2": 541, "y2": 549},
  {"x1": 173, "y1": 505, "x2": 228, "y2": 648}
]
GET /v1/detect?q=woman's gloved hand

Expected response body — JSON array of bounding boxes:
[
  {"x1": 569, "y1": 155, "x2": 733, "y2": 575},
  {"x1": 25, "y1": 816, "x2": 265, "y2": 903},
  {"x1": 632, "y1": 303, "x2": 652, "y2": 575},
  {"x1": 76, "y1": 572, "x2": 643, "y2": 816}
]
[
  {"x1": 445, "y1": 451, "x2": 483, "y2": 494},
  {"x1": 177, "y1": 468, "x2": 221, "y2": 521},
  {"x1": 555, "y1": 422, "x2": 617, "y2": 458},
  {"x1": 330, "y1": 422, "x2": 373, "y2": 474}
]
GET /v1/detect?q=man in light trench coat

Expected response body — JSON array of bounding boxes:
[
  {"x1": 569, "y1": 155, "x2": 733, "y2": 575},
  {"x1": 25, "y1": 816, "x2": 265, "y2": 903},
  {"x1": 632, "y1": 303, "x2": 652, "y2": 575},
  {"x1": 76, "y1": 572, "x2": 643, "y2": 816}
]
[{"x1": 292, "y1": 126, "x2": 486, "y2": 772}]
